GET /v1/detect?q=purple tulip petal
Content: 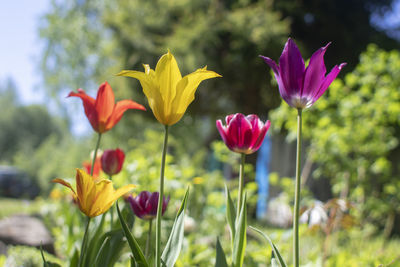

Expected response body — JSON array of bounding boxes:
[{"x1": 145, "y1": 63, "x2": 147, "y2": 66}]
[
  {"x1": 259, "y1": 56, "x2": 279, "y2": 75},
  {"x1": 302, "y1": 43, "x2": 330, "y2": 98},
  {"x1": 312, "y1": 63, "x2": 346, "y2": 104},
  {"x1": 227, "y1": 114, "x2": 252, "y2": 150},
  {"x1": 147, "y1": 192, "x2": 160, "y2": 216},
  {"x1": 279, "y1": 38, "x2": 305, "y2": 99}
]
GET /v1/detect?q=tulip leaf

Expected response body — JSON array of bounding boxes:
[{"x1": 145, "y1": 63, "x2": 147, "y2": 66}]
[
  {"x1": 215, "y1": 238, "x2": 229, "y2": 267},
  {"x1": 93, "y1": 205, "x2": 135, "y2": 267},
  {"x1": 85, "y1": 214, "x2": 105, "y2": 266},
  {"x1": 225, "y1": 184, "x2": 236, "y2": 241},
  {"x1": 117, "y1": 202, "x2": 149, "y2": 267},
  {"x1": 249, "y1": 226, "x2": 287, "y2": 267},
  {"x1": 69, "y1": 247, "x2": 79, "y2": 267},
  {"x1": 40, "y1": 245, "x2": 61, "y2": 267},
  {"x1": 232, "y1": 194, "x2": 247, "y2": 267},
  {"x1": 161, "y1": 187, "x2": 189, "y2": 267}
]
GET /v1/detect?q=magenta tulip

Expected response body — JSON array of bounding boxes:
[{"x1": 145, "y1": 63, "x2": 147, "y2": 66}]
[
  {"x1": 101, "y1": 148, "x2": 125, "y2": 176},
  {"x1": 260, "y1": 38, "x2": 346, "y2": 109},
  {"x1": 127, "y1": 191, "x2": 169, "y2": 220},
  {"x1": 216, "y1": 113, "x2": 270, "y2": 154}
]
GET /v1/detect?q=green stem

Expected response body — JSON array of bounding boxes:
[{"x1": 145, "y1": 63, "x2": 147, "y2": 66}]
[
  {"x1": 90, "y1": 133, "x2": 102, "y2": 176},
  {"x1": 109, "y1": 175, "x2": 114, "y2": 230},
  {"x1": 78, "y1": 217, "x2": 91, "y2": 267},
  {"x1": 293, "y1": 108, "x2": 302, "y2": 267},
  {"x1": 155, "y1": 125, "x2": 169, "y2": 267},
  {"x1": 236, "y1": 153, "x2": 246, "y2": 223},
  {"x1": 146, "y1": 219, "x2": 153, "y2": 259}
]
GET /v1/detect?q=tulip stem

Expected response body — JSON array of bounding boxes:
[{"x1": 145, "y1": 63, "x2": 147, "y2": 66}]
[
  {"x1": 78, "y1": 217, "x2": 91, "y2": 267},
  {"x1": 155, "y1": 125, "x2": 169, "y2": 267},
  {"x1": 237, "y1": 153, "x2": 246, "y2": 223},
  {"x1": 293, "y1": 108, "x2": 302, "y2": 267},
  {"x1": 109, "y1": 175, "x2": 114, "y2": 229},
  {"x1": 90, "y1": 133, "x2": 102, "y2": 176},
  {"x1": 146, "y1": 219, "x2": 153, "y2": 259}
]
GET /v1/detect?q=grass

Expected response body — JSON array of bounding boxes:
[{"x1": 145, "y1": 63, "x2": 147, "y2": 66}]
[{"x1": 0, "y1": 197, "x2": 43, "y2": 219}]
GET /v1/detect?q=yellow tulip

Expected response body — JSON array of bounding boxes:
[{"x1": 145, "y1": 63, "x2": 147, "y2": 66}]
[
  {"x1": 53, "y1": 169, "x2": 135, "y2": 218},
  {"x1": 117, "y1": 51, "x2": 221, "y2": 126}
]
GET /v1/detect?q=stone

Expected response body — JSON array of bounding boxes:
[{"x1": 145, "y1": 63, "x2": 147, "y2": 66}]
[{"x1": 0, "y1": 215, "x2": 54, "y2": 254}]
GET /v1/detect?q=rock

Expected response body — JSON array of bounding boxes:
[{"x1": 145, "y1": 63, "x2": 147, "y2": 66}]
[{"x1": 0, "y1": 215, "x2": 54, "y2": 254}]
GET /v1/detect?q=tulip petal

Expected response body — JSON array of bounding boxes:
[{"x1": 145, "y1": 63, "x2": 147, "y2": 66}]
[
  {"x1": 75, "y1": 169, "x2": 98, "y2": 216},
  {"x1": 312, "y1": 63, "x2": 346, "y2": 105},
  {"x1": 279, "y1": 38, "x2": 305, "y2": 98},
  {"x1": 105, "y1": 100, "x2": 146, "y2": 131},
  {"x1": 302, "y1": 43, "x2": 329, "y2": 98},
  {"x1": 68, "y1": 89, "x2": 99, "y2": 131},
  {"x1": 155, "y1": 51, "x2": 182, "y2": 114},
  {"x1": 227, "y1": 114, "x2": 252, "y2": 151},
  {"x1": 52, "y1": 178, "x2": 76, "y2": 195},
  {"x1": 259, "y1": 56, "x2": 279, "y2": 75},
  {"x1": 105, "y1": 184, "x2": 136, "y2": 210},
  {"x1": 169, "y1": 68, "x2": 221, "y2": 125},
  {"x1": 95, "y1": 82, "x2": 116, "y2": 131},
  {"x1": 217, "y1": 120, "x2": 235, "y2": 151},
  {"x1": 89, "y1": 179, "x2": 114, "y2": 217},
  {"x1": 252, "y1": 120, "x2": 270, "y2": 152},
  {"x1": 117, "y1": 69, "x2": 166, "y2": 124}
]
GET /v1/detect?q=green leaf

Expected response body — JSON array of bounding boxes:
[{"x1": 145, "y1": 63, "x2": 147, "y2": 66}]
[
  {"x1": 215, "y1": 238, "x2": 228, "y2": 267},
  {"x1": 69, "y1": 247, "x2": 79, "y2": 267},
  {"x1": 84, "y1": 214, "x2": 106, "y2": 266},
  {"x1": 116, "y1": 202, "x2": 149, "y2": 267},
  {"x1": 232, "y1": 194, "x2": 247, "y2": 267},
  {"x1": 161, "y1": 187, "x2": 190, "y2": 267},
  {"x1": 225, "y1": 184, "x2": 236, "y2": 241},
  {"x1": 249, "y1": 226, "x2": 287, "y2": 267},
  {"x1": 40, "y1": 245, "x2": 61, "y2": 267}
]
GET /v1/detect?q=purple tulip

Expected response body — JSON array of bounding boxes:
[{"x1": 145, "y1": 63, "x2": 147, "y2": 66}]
[
  {"x1": 216, "y1": 113, "x2": 270, "y2": 154},
  {"x1": 260, "y1": 38, "x2": 346, "y2": 109},
  {"x1": 126, "y1": 191, "x2": 169, "y2": 220}
]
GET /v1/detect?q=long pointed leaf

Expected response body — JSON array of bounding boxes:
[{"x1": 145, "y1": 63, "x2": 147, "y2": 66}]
[
  {"x1": 215, "y1": 238, "x2": 228, "y2": 267},
  {"x1": 161, "y1": 188, "x2": 190, "y2": 267},
  {"x1": 225, "y1": 184, "x2": 236, "y2": 241},
  {"x1": 232, "y1": 194, "x2": 247, "y2": 267},
  {"x1": 117, "y1": 202, "x2": 149, "y2": 267},
  {"x1": 249, "y1": 226, "x2": 287, "y2": 267}
]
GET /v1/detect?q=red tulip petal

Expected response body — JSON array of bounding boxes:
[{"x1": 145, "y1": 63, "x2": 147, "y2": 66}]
[
  {"x1": 105, "y1": 100, "x2": 146, "y2": 132},
  {"x1": 95, "y1": 82, "x2": 116, "y2": 129},
  {"x1": 217, "y1": 119, "x2": 235, "y2": 151},
  {"x1": 68, "y1": 89, "x2": 99, "y2": 132}
]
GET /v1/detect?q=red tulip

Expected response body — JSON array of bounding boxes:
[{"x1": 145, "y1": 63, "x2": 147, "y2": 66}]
[
  {"x1": 68, "y1": 81, "x2": 146, "y2": 133},
  {"x1": 216, "y1": 113, "x2": 270, "y2": 154},
  {"x1": 83, "y1": 156, "x2": 102, "y2": 178},
  {"x1": 101, "y1": 148, "x2": 125, "y2": 176}
]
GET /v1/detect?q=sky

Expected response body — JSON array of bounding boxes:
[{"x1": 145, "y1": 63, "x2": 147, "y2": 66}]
[{"x1": 0, "y1": 0, "x2": 49, "y2": 104}]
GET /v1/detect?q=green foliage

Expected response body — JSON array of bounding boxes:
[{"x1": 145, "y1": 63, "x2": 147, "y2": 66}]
[
  {"x1": 0, "y1": 197, "x2": 43, "y2": 219},
  {"x1": 40, "y1": 0, "x2": 289, "y2": 121},
  {"x1": 270, "y1": 44, "x2": 400, "y2": 234},
  {"x1": 5, "y1": 246, "x2": 64, "y2": 267}
]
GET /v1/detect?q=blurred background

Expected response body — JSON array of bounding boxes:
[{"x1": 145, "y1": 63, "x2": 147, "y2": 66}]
[{"x1": 0, "y1": 0, "x2": 400, "y2": 266}]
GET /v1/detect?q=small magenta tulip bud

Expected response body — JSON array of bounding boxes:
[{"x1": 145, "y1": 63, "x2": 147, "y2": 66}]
[
  {"x1": 101, "y1": 148, "x2": 125, "y2": 176},
  {"x1": 216, "y1": 113, "x2": 270, "y2": 154},
  {"x1": 126, "y1": 191, "x2": 169, "y2": 220}
]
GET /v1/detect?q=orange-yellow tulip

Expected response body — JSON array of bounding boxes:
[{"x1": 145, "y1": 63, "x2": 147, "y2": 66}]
[
  {"x1": 53, "y1": 169, "x2": 135, "y2": 217},
  {"x1": 117, "y1": 51, "x2": 221, "y2": 126}
]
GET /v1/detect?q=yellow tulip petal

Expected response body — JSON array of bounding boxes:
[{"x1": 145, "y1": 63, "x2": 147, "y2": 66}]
[
  {"x1": 89, "y1": 179, "x2": 114, "y2": 217},
  {"x1": 155, "y1": 52, "x2": 182, "y2": 114},
  {"x1": 106, "y1": 184, "x2": 136, "y2": 208},
  {"x1": 172, "y1": 68, "x2": 222, "y2": 115},
  {"x1": 75, "y1": 169, "x2": 97, "y2": 216},
  {"x1": 52, "y1": 178, "x2": 76, "y2": 195}
]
